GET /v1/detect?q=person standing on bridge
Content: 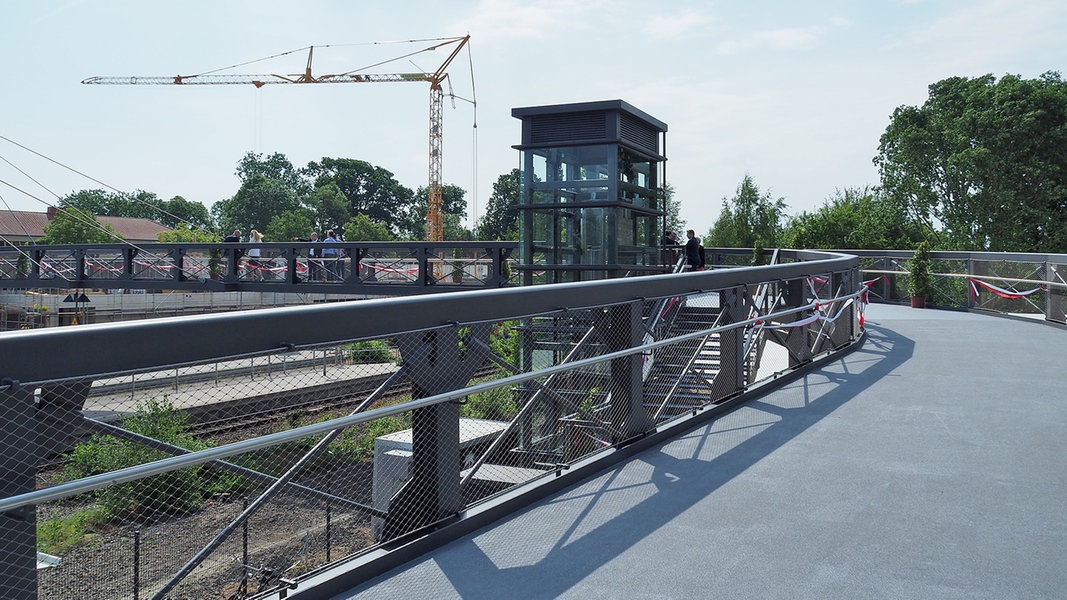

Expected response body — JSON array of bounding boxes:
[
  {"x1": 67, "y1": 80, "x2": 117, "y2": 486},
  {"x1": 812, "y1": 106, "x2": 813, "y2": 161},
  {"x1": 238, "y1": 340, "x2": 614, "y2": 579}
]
[
  {"x1": 685, "y1": 229, "x2": 704, "y2": 271},
  {"x1": 247, "y1": 229, "x2": 265, "y2": 281},
  {"x1": 321, "y1": 229, "x2": 341, "y2": 281},
  {"x1": 302, "y1": 231, "x2": 322, "y2": 281}
]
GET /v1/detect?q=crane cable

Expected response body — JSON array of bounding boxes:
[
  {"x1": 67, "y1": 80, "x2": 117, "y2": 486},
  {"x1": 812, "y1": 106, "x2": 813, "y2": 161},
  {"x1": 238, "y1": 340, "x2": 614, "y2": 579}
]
[{"x1": 466, "y1": 37, "x2": 479, "y2": 229}]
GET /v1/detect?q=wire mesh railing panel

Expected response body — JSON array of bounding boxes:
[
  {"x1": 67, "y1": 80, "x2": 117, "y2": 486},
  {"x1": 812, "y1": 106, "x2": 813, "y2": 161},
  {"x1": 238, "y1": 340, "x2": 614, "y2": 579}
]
[{"x1": 0, "y1": 251, "x2": 871, "y2": 599}]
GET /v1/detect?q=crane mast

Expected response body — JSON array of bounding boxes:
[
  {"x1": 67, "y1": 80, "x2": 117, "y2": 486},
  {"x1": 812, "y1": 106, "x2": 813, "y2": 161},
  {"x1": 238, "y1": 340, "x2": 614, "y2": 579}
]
[{"x1": 83, "y1": 35, "x2": 471, "y2": 242}]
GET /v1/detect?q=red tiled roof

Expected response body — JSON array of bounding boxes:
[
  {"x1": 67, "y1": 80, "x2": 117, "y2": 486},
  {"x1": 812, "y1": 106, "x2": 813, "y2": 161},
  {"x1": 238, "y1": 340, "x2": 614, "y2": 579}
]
[{"x1": 0, "y1": 210, "x2": 171, "y2": 243}]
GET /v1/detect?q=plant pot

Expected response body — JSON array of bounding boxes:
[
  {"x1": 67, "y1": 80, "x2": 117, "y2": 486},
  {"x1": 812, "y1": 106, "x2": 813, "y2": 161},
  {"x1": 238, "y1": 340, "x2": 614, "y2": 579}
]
[{"x1": 910, "y1": 296, "x2": 926, "y2": 309}]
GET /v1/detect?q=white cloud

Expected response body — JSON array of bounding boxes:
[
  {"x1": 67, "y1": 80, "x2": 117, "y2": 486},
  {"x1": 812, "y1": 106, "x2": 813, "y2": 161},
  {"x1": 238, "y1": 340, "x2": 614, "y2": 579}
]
[
  {"x1": 642, "y1": 9, "x2": 718, "y2": 39},
  {"x1": 448, "y1": 0, "x2": 606, "y2": 43},
  {"x1": 717, "y1": 26, "x2": 822, "y2": 55},
  {"x1": 889, "y1": 0, "x2": 1067, "y2": 70}
]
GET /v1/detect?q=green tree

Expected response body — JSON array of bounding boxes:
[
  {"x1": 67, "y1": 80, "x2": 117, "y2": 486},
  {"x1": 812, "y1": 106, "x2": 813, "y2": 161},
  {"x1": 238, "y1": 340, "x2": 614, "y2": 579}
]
[
  {"x1": 41, "y1": 207, "x2": 121, "y2": 244},
  {"x1": 236, "y1": 151, "x2": 308, "y2": 195},
  {"x1": 304, "y1": 158, "x2": 415, "y2": 238},
  {"x1": 706, "y1": 175, "x2": 788, "y2": 249},
  {"x1": 306, "y1": 182, "x2": 350, "y2": 235},
  {"x1": 410, "y1": 184, "x2": 468, "y2": 240},
  {"x1": 875, "y1": 71, "x2": 1067, "y2": 252},
  {"x1": 266, "y1": 209, "x2": 314, "y2": 243},
  {"x1": 59, "y1": 189, "x2": 126, "y2": 216},
  {"x1": 158, "y1": 196, "x2": 212, "y2": 230},
  {"x1": 343, "y1": 213, "x2": 394, "y2": 241},
  {"x1": 478, "y1": 169, "x2": 521, "y2": 240},
  {"x1": 782, "y1": 187, "x2": 922, "y2": 250},
  {"x1": 61, "y1": 189, "x2": 213, "y2": 231},
  {"x1": 157, "y1": 223, "x2": 218, "y2": 243},
  {"x1": 212, "y1": 174, "x2": 301, "y2": 236},
  {"x1": 662, "y1": 183, "x2": 684, "y2": 238}
]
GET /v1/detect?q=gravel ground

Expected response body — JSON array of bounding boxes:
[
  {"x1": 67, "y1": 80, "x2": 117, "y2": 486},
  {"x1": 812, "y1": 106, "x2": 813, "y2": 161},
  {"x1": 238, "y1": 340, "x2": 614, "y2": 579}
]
[{"x1": 37, "y1": 463, "x2": 377, "y2": 600}]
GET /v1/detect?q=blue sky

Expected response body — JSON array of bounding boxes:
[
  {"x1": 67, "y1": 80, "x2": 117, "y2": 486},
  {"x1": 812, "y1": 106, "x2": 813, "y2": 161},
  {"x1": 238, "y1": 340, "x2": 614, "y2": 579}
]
[{"x1": 1, "y1": 0, "x2": 1064, "y2": 235}]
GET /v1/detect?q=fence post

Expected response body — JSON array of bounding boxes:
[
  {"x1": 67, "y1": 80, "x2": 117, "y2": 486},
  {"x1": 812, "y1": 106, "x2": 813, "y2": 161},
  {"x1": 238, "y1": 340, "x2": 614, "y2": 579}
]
[{"x1": 133, "y1": 529, "x2": 141, "y2": 600}]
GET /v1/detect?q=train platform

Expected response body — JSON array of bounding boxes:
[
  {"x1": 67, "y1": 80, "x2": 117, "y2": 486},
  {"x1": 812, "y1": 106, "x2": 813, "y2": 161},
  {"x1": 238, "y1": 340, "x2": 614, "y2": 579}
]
[{"x1": 327, "y1": 303, "x2": 1067, "y2": 599}]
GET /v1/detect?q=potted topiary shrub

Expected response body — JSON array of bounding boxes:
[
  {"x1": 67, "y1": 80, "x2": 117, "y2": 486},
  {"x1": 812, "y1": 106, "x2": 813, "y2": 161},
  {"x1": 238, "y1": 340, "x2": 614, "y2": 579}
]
[{"x1": 907, "y1": 241, "x2": 933, "y2": 308}]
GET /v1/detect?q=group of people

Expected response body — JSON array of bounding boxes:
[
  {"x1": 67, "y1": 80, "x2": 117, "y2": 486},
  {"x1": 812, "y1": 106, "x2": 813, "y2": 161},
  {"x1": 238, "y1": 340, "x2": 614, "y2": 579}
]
[
  {"x1": 298, "y1": 229, "x2": 344, "y2": 282},
  {"x1": 663, "y1": 229, "x2": 706, "y2": 271},
  {"x1": 222, "y1": 228, "x2": 346, "y2": 282}
]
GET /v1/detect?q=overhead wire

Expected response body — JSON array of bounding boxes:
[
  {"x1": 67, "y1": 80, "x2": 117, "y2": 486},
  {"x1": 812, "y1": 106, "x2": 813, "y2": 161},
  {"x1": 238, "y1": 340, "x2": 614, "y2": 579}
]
[
  {"x1": 0, "y1": 143, "x2": 211, "y2": 282},
  {"x1": 0, "y1": 134, "x2": 202, "y2": 234}
]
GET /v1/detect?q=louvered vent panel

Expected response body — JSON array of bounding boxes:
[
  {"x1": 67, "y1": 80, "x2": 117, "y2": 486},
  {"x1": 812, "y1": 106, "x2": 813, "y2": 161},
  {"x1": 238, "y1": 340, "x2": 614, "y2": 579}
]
[
  {"x1": 620, "y1": 114, "x2": 658, "y2": 155},
  {"x1": 530, "y1": 111, "x2": 608, "y2": 144}
]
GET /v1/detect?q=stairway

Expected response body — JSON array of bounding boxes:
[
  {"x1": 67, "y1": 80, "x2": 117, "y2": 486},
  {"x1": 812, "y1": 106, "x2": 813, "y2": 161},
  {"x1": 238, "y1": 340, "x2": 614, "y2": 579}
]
[{"x1": 643, "y1": 302, "x2": 724, "y2": 421}]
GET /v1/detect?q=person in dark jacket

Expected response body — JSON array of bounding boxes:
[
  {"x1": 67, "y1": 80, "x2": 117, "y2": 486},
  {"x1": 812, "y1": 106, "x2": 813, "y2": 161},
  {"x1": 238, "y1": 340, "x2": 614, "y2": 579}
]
[{"x1": 684, "y1": 229, "x2": 703, "y2": 271}]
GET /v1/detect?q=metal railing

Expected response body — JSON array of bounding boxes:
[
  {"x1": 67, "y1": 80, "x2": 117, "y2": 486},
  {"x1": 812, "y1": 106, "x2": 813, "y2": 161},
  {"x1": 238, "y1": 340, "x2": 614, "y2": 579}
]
[
  {"x1": 845, "y1": 249, "x2": 1067, "y2": 324},
  {"x1": 0, "y1": 240, "x2": 517, "y2": 295},
  {"x1": 1, "y1": 249, "x2": 866, "y2": 599}
]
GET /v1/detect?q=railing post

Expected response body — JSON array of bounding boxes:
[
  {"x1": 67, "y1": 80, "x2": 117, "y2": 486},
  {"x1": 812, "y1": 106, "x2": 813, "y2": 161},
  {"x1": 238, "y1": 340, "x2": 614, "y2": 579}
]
[
  {"x1": 171, "y1": 247, "x2": 185, "y2": 283},
  {"x1": 1048, "y1": 262, "x2": 1066, "y2": 323},
  {"x1": 709, "y1": 286, "x2": 748, "y2": 399},
  {"x1": 829, "y1": 271, "x2": 851, "y2": 348},
  {"x1": 966, "y1": 258, "x2": 977, "y2": 309},
  {"x1": 604, "y1": 300, "x2": 652, "y2": 440},
  {"x1": 0, "y1": 383, "x2": 38, "y2": 600},
  {"x1": 381, "y1": 325, "x2": 492, "y2": 540}
]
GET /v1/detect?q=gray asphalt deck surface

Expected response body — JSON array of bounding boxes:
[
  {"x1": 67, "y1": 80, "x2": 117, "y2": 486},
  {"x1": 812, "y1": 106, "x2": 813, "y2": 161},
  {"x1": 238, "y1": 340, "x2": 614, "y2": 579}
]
[{"x1": 334, "y1": 304, "x2": 1067, "y2": 600}]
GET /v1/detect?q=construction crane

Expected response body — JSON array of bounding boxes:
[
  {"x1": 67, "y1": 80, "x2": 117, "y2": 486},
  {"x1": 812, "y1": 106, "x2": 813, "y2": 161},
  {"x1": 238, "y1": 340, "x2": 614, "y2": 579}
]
[{"x1": 82, "y1": 35, "x2": 471, "y2": 242}]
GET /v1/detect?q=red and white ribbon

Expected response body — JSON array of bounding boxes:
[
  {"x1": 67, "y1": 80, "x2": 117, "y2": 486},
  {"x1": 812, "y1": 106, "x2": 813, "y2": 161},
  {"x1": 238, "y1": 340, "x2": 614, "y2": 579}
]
[{"x1": 967, "y1": 278, "x2": 1044, "y2": 300}]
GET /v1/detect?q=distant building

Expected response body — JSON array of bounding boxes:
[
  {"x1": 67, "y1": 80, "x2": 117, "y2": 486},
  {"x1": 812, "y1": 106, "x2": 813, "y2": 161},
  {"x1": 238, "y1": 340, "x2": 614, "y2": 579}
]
[{"x1": 0, "y1": 207, "x2": 171, "y2": 244}]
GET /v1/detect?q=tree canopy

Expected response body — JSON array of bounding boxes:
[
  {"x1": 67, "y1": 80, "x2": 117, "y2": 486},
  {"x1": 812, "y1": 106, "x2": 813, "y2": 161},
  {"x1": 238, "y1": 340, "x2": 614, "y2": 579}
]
[
  {"x1": 59, "y1": 189, "x2": 211, "y2": 231},
  {"x1": 478, "y1": 169, "x2": 521, "y2": 240},
  {"x1": 41, "y1": 207, "x2": 121, "y2": 244},
  {"x1": 304, "y1": 157, "x2": 416, "y2": 238},
  {"x1": 875, "y1": 71, "x2": 1067, "y2": 252},
  {"x1": 782, "y1": 187, "x2": 922, "y2": 250},
  {"x1": 705, "y1": 175, "x2": 788, "y2": 249}
]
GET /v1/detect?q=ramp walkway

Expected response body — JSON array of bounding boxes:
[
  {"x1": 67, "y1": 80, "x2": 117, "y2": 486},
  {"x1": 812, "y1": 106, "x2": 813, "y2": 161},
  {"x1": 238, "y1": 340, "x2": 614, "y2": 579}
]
[{"x1": 329, "y1": 303, "x2": 1067, "y2": 599}]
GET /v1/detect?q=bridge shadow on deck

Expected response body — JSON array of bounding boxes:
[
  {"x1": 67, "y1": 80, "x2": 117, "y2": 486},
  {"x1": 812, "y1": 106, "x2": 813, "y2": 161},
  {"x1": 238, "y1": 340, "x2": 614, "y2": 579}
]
[{"x1": 338, "y1": 323, "x2": 915, "y2": 599}]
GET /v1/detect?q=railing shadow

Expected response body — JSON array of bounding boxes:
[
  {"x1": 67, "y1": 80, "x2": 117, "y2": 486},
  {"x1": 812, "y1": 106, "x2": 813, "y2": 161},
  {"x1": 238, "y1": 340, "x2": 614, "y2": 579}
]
[{"x1": 356, "y1": 324, "x2": 913, "y2": 599}]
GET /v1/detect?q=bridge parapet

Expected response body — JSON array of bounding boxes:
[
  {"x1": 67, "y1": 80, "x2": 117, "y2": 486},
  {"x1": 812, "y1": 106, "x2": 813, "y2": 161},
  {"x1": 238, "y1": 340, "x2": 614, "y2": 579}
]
[
  {"x1": 0, "y1": 248, "x2": 866, "y2": 599},
  {"x1": 0, "y1": 240, "x2": 517, "y2": 296}
]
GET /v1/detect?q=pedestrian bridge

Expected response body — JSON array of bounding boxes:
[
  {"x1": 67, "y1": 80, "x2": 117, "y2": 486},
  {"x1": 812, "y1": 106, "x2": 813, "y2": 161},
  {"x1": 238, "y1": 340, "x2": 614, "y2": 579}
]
[
  {"x1": 329, "y1": 303, "x2": 1067, "y2": 599},
  {"x1": 1, "y1": 248, "x2": 1064, "y2": 599}
]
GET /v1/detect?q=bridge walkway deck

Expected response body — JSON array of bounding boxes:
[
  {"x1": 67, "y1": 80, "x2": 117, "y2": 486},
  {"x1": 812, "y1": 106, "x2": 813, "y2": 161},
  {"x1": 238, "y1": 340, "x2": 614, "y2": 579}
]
[{"x1": 328, "y1": 303, "x2": 1067, "y2": 600}]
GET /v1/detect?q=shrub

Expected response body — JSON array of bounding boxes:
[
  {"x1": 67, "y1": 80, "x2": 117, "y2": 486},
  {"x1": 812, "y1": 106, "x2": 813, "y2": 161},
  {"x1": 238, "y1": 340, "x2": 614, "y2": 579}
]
[
  {"x1": 65, "y1": 397, "x2": 213, "y2": 520},
  {"x1": 488, "y1": 321, "x2": 519, "y2": 371},
  {"x1": 907, "y1": 241, "x2": 934, "y2": 298},
  {"x1": 332, "y1": 415, "x2": 412, "y2": 461},
  {"x1": 348, "y1": 340, "x2": 396, "y2": 364},
  {"x1": 37, "y1": 506, "x2": 106, "y2": 555},
  {"x1": 462, "y1": 386, "x2": 518, "y2": 421}
]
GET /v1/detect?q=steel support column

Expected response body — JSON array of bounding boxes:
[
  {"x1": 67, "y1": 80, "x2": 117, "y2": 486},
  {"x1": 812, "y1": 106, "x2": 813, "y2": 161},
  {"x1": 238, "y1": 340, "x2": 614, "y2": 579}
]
[
  {"x1": 603, "y1": 301, "x2": 653, "y2": 440},
  {"x1": 381, "y1": 324, "x2": 492, "y2": 540},
  {"x1": 1, "y1": 383, "x2": 37, "y2": 600}
]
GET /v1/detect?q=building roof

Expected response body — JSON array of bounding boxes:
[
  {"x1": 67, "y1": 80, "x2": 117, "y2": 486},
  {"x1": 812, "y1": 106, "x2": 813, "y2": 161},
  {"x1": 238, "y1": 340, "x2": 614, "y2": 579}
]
[{"x1": 0, "y1": 209, "x2": 172, "y2": 243}]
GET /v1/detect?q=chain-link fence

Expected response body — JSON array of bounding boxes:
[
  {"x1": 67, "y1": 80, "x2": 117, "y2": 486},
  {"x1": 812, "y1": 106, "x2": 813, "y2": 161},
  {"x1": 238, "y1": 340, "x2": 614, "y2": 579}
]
[{"x1": 2, "y1": 251, "x2": 866, "y2": 599}]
